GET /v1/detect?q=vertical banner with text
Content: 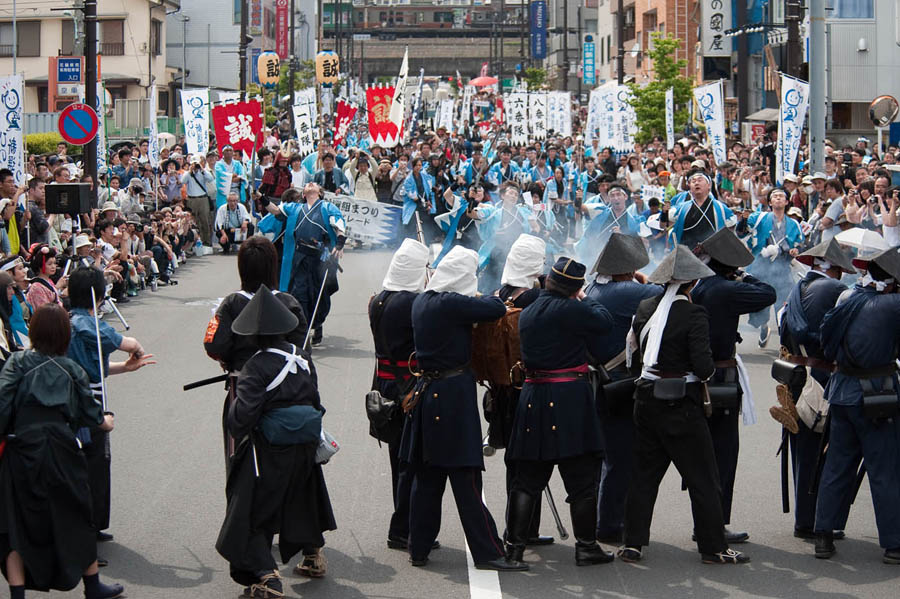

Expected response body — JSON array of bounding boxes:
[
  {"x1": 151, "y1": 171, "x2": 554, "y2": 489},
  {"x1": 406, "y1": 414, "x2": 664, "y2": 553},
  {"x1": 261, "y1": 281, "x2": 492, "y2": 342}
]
[
  {"x1": 181, "y1": 88, "x2": 211, "y2": 156},
  {"x1": 776, "y1": 73, "x2": 810, "y2": 184},
  {"x1": 693, "y1": 80, "x2": 728, "y2": 166},
  {"x1": 0, "y1": 75, "x2": 24, "y2": 185},
  {"x1": 665, "y1": 87, "x2": 675, "y2": 150}
]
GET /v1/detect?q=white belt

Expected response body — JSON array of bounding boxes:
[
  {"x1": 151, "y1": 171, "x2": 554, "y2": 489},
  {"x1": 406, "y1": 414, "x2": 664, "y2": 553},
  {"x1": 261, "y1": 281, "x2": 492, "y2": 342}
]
[
  {"x1": 262, "y1": 344, "x2": 310, "y2": 391},
  {"x1": 640, "y1": 369, "x2": 701, "y2": 383}
]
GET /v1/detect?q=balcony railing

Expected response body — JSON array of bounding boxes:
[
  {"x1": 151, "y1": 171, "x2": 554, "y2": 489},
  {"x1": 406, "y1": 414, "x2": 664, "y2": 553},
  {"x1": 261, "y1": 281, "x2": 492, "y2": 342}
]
[
  {"x1": 99, "y1": 42, "x2": 125, "y2": 56},
  {"x1": 0, "y1": 44, "x2": 13, "y2": 57}
]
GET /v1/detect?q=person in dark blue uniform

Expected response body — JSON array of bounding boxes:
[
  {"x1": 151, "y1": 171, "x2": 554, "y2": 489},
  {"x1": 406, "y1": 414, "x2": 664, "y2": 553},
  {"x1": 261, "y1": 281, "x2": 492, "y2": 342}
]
[
  {"x1": 367, "y1": 239, "x2": 432, "y2": 551},
  {"x1": 776, "y1": 239, "x2": 857, "y2": 540},
  {"x1": 620, "y1": 245, "x2": 750, "y2": 564},
  {"x1": 490, "y1": 234, "x2": 555, "y2": 547},
  {"x1": 814, "y1": 247, "x2": 900, "y2": 564},
  {"x1": 505, "y1": 257, "x2": 616, "y2": 566},
  {"x1": 399, "y1": 246, "x2": 527, "y2": 572},
  {"x1": 584, "y1": 233, "x2": 662, "y2": 544},
  {"x1": 691, "y1": 229, "x2": 776, "y2": 544}
]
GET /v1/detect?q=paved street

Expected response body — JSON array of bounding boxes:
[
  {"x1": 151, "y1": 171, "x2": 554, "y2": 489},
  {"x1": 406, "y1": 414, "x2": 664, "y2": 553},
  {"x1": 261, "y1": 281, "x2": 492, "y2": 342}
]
[{"x1": 49, "y1": 250, "x2": 897, "y2": 599}]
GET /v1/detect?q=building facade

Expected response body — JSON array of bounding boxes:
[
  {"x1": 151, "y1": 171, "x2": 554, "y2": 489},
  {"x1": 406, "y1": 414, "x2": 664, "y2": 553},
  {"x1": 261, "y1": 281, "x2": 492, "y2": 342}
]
[{"x1": 0, "y1": 0, "x2": 178, "y2": 113}]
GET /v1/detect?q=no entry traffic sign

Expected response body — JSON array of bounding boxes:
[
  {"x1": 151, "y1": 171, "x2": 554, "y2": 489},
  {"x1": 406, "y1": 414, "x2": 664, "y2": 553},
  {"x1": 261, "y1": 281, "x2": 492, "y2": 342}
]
[{"x1": 58, "y1": 103, "x2": 99, "y2": 146}]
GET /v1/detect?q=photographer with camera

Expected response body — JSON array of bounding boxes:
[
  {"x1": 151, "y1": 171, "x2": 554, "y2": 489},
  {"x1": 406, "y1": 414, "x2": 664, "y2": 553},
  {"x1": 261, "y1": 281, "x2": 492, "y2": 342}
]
[
  {"x1": 182, "y1": 155, "x2": 215, "y2": 248},
  {"x1": 215, "y1": 192, "x2": 253, "y2": 255}
]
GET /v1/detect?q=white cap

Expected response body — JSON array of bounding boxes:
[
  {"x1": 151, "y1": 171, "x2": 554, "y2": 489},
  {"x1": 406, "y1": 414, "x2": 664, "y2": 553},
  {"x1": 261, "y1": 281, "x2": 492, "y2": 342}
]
[
  {"x1": 783, "y1": 173, "x2": 799, "y2": 183},
  {"x1": 501, "y1": 234, "x2": 546, "y2": 289},
  {"x1": 382, "y1": 238, "x2": 430, "y2": 292},
  {"x1": 426, "y1": 245, "x2": 479, "y2": 297},
  {"x1": 74, "y1": 234, "x2": 92, "y2": 250}
]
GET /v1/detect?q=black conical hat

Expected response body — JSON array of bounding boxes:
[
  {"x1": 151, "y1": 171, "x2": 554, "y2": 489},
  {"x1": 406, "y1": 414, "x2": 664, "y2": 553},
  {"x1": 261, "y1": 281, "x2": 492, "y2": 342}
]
[
  {"x1": 647, "y1": 244, "x2": 715, "y2": 284},
  {"x1": 854, "y1": 247, "x2": 900, "y2": 281},
  {"x1": 696, "y1": 228, "x2": 754, "y2": 268},
  {"x1": 231, "y1": 285, "x2": 299, "y2": 336},
  {"x1": 593, "y1": 232, "x2": 650, "y2": 275},
  {"x1": 796, "y1": 238, "x2": 856, "y2": 274}
]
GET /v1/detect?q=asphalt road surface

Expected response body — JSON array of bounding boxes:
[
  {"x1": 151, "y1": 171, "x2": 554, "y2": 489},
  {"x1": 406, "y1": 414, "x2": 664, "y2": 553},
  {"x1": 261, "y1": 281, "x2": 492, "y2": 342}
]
[{"x1": 47, "y1": 250, "x2": 897, "y2": 599}]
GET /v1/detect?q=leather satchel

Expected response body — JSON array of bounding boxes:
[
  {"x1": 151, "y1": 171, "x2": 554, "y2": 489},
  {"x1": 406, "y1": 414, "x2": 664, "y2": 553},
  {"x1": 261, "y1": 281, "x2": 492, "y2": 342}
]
[
  {"x1": 772, "y1": 359, "x2": 807, "y2": 389},
  {"x1": 706, "y1": 382, "x2": 740, "y2": 410},
  {"x1": 862, "y1": 394, "x2": 900, "y2": 421},
  {"x1": 652, "y1": 377, "x2": 686, "y2": 400}
]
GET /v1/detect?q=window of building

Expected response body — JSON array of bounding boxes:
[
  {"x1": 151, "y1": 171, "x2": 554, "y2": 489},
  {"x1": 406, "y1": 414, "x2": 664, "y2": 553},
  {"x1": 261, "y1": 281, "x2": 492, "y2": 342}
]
[
  {"x1": 234, "y1": 0, "x2": 242, "y2": 25},
  {"x1": 61, "y1": 19, "x2": 75, "y2": 55},
  {"x1": 265, "y1": 8, "x2": 275, "y2": 38},
  {"x1": 826, "y1": 0, "x2": 874, "y2": 18},
  {"x1": 831, "y1": 102, "x2": 852, "y2": 129},
  {"x1": 0, "y1": 21, "x2": 41, "y2": 57},
  {"x1": 159, "y1": 89, "x2": 170, "y2": 117},
  {"x1": 624, "y1": 7, "x2": 635, "y2": 41},
  {"x1": 99, "y1": 20, "x2": 125, "y2": 56},
  {"x1": 607, "y1": 35, "x2": 611, "y2": 65},
  {"x1": 150, "y1": 19, "x2": 162, "y2": 56}
]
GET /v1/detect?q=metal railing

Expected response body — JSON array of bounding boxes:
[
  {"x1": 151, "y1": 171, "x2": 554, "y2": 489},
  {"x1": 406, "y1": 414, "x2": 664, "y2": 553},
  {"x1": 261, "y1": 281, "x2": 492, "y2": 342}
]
[
  {"x1": 0, "y1": 44, "x2": 13, "y2": 57},
  {"x1": 99, "y1": 42, "x2": 125, "y2": 56}
]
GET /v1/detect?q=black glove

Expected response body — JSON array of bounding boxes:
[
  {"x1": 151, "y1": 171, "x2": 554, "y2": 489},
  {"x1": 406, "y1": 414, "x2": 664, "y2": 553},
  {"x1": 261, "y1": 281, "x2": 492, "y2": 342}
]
[
  {"x1": 335, "y1": 235, "x2": 347, "y2": 250},
  {"x1": 259, "y1": 195, "x2": 270, "y2": 209}
]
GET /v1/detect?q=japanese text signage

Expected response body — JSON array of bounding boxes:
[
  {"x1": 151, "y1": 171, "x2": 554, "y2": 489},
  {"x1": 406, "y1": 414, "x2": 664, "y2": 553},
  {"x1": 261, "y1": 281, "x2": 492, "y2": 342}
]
[
  {"x1": 57, "y1": 58, "x2": 82, "y2": 83},
  {"x1": 530, "y1": 1, "x2": 547, "y2": 61},
  {"x1": 583, "y1": 38, "x2": 596, "y2": 86},
  {"x1": 276, "y1": 0, "x2": 290, "y2": 59},
  {"x1": 0, "y1": 75, "x2": 25, "y2": 185},
  {"x1": 693, "y1": 81, "x2": 728, "y2": 165},
  {"x1": 702, "y1": 0, "x2": 732, "y2": 57},
  {"x1": 326, "y1": 192, "x2": 402, "y2": 245},
  {"x1": 211, "y1": 100, "x2": 264, "y2": 158},
  {"x1": 776, "y1": 74, "x2": 810, "y2": 185}
]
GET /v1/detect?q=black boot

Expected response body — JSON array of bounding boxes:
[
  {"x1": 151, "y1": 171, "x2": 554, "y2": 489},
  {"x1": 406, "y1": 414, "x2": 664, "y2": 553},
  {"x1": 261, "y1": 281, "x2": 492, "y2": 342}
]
[
  {"x1": 82, "y1": 573, "x2": 124, "y2": 599},
  {"x1": 815, "y1": 532, "x2": 836, "y2": 559},
  {"x1": 504, "y1": 490, "x2": 535, "y2": 563},
  {"x1": 571, "y1": 495, "x2": 614, "y2": 566}
]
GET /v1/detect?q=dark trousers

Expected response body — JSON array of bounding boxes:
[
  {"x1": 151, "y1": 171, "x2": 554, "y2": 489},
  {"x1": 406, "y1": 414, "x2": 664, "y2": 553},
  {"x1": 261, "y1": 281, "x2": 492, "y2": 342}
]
[
  {"x1": 597, "y1": 415, "x2": 634, "y2": 537},
  {"x1": 512, "y1": 454, "x2": 599, "y2": 504},
  {"x1": 707, "y1": 407, "x2": 740, "y2": 524},
  {"x1": 816, "y1": 404, "x2": 900, "y2": 549},
  {"x1": 217, "y1": 224, "x2": 255, "y2": 252},
  {"x1": 388, "y1": 437, "x2": 413, "y2": 540},
  {"x1": 624, "y1": 397, "x2": 727, "y2": 555},
  {"x1": 83, "y1": 429, "x2": 111, "y2": 532},
  {"x1": 407, "y1": 463, "x2": 505, "y2": 563},
  {"x1": 505, "y1": 453, "x2": 542, "y2": 539},
  {"x1": 790, "y1": 419, "x2": 830, "y2": 530}
]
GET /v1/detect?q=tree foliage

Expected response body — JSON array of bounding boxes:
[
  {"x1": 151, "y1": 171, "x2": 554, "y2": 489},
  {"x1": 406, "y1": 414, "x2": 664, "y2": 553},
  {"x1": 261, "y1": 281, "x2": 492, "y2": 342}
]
[
  {"x1": 627, "y1": 33, "x2": 693, "y2": 144},
  {"x1": 523, "y1": 68, "x2": 547, "y2": 91},
  {"x1": 277, "y1": 59, "x2": 316, "y2": 97}
]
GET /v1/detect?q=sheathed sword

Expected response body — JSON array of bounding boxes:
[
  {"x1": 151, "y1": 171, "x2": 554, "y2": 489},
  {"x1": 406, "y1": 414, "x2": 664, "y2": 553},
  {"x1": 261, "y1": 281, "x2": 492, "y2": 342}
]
[{"x1": 544, "y1": 487, "x2": 569, "y2": 541}]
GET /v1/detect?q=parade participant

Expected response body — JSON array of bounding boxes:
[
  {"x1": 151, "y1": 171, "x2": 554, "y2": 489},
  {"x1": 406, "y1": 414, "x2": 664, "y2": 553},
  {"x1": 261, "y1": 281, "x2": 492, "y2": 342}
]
[
  {"x1": 815, "y1": 247, "x2": 900, "y2": 563},
  {"x1": 505, "y1": 257, "x2": 615, "y2": 567},
  {"x1": 474, "y1": 182, "x2": 539, "y2": 293},
  {"x1": 487, "y1": 147, "x2": 521, "y2": 201},
  {"x1": 691, "y1": 229, "x2": 777, "y2": 544},
  {"x1": 204, "y1": 237, "x2": 308, "y2": 466},
  {"x1": 216, "y1": 286, "x2": 336, "y2": 596},
  {"x1": 544, "y1": 166, "x2": 574, "y2": 247},
  {"x1": 670, "y1": 171, "x2": 735, "y2": 248},
  {"x1": 0, "y1": 304, "x2": 124, "y2": 599},
  {"x1": 214, "y1": 146, "x2": 248, "y2": 211},
  {"x1": 399, "y1": 245, "x2": 527, "y2": 572},
  {"x1": 0, "y1": 256, "x2": 30, "y2": 346},
  {"x1": 486, "y1": 234, "x2": 554, "y2": 546},
  {"x1": 260, "y1": 183, "x2": 345, "y2": 347},
  {"x1": 584, "y1": 233, "x2": 661, "y2": 543},
  {"x1": 401, "y1": 157, "x2": 436, "y2": 241},
  {"x1": 580, "y1": 157, "x2": 604, "y2": 200},
  {"x1": 214, "y1": 192, "x2": 254, "y2": 254},
  {"x1": 0, "y1": 271, "x2": 20, "y2": 366},
  {"x1": 257, "y1": 150, "x2": 293, "y2": 206},
  {"x1": 25, "y1": 245, "x2": 65, "y2": 310},
  {"x1": 368, "y1": 239, "x2": 431, "y2": 551},
  {"x1": 66, "y1": 267, "x2": 155, "y2": 549},
  {"x1": 620, "y1": 245, "x2": 750, "y2": 564},
  {"x1": 746, "y1": 188, "x2": 804, "y2": 347},
  {"x1": 574, "y1": 183, "x2": 641, "y2": 267},
  {"x1": 775, "y1": 239, "x2": 856, "y2": 540}
]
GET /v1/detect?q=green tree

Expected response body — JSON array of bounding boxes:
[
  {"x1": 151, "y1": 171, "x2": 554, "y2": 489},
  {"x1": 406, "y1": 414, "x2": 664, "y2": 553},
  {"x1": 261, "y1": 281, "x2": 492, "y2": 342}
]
[
  {"x1": 523, "y1": 67, "x2": 546, "y2": 91},
  {"x1": 627, "y1": 33, "x2": 693, "y2": 144},
  {"x1": 276, "y1": 59, "x2": 316, "y2": 97}
]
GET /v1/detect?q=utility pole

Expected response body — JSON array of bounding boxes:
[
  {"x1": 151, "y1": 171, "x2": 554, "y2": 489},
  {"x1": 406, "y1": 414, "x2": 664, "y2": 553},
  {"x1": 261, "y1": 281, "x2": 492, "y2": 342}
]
[
  {"x1": 84, "y1": 0, "x2": 98, "y2": 200},
  {"x1": 499, "y1": 0, "x2": 505, "y2": 88},
  {"x1": 289, "y1": 0, "x2": 296, "y2": 129},
  {"x1": 561, "y1": 0, "x2": 569, "y2": 91},
  {"x1": 577, "y1": 4, "x2": 582, "y2": 101},
  {"x1": 616, "y1": 0, "x2": 624, "y2": 84},
  {"x1": 785, "y1": 0, "x2": 803, "y2": 78},
  {"x1": 736, "y1": 0, "x2": 748, "y2": 121},
  {"x1": 181, "y1": 14, "x2": 189, "y2": 94},
  {"x1": 239, "y1": 0, "x2": 249, "y2": 100},
  {"x1": 335, "y1": 0, "x2": 341, "y2": 58},
  {"x1": 808, "y1": 0, "x2": 825, "y2": 173}
]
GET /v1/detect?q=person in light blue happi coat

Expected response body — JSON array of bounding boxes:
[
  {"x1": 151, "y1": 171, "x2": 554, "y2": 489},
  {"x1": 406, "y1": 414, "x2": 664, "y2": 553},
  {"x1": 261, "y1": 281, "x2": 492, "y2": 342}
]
[
  {"x1": 669, "y1": 171, "x2": 735, "y2": 249},
  {"x1": 486, "y1": 147, "x2": 521, "y2": 201},
  {"x1": 474, "y1": 182, "x2": 539, "y2": 293},
  {"x1": 401, "y1": 157, "x2": 437, "y2": 242},
  {"x1": 574, "y1": 184, "x2": 642, "y2": 268}
]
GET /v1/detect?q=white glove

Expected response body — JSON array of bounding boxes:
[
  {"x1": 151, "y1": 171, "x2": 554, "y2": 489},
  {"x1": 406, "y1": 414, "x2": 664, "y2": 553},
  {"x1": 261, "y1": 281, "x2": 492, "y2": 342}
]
[{"x1": 760, "y1": 244, "x2": 779, "y2": 261}]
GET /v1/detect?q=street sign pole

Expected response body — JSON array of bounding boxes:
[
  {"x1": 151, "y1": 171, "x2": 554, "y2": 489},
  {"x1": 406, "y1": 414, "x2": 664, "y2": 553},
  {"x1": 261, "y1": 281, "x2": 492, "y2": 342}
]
[{"x1": 84, "y1": 0, "x2": 98, "y2": 205}]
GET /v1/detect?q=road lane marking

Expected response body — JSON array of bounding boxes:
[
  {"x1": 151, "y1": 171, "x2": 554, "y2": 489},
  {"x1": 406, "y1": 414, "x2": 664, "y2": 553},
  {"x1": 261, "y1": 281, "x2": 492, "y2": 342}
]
[{"x1": 465, "y1": 491, "x2": 503, "y2": 599}]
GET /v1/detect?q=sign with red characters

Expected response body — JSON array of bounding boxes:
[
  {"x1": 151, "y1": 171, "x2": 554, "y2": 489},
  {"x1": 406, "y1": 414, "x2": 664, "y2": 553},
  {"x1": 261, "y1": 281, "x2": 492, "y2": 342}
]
[
  {"x1": 366, "y1": 85, "x2": 400, "y2": 147},
  {"x1": 211, "y1": 100, "x2": 264, "y2": 158},
  {"x1": 333, "y1": 100, "x2": 358, "y2": 147}
]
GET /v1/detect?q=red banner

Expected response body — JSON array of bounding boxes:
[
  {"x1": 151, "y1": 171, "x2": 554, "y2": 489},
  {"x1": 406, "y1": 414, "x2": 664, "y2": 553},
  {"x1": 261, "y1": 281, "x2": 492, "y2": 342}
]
[
  {"x1": 366, "y1": 85, "x2": 401, "y2": 147},
  {"x1": 211, "y1": 100, "x2": 264, "y2": 158},
  {"x1": 275, "y1": 0, "x2": 289, "y2": 59},
  {"x1": 333, "y1": 100, "x2": 358, "y2": 147}
]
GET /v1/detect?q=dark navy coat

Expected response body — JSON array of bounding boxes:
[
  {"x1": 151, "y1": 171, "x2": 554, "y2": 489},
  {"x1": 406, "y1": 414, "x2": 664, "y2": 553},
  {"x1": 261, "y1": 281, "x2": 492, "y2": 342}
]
[
  {"x1": 584, "y1": 280, "x2": 662, "y2": 366},
  {"x1": 692, "y1": 274, "x2": 776, "y2": 361},
  {"x1": 507, "y1": 291, "x2": 614, "y2": 461},
  {"x1": 779, "y1": 271, "x2": 846, "y2": 386},
  {"x1": 369, "y1": 290, "x2": 417, "y2": 399},
  {"x1": 821, "y1": 286, "x2": 900, "y2": 407},
  {"x1": 399, "y1": 291, "x2": 506, "y2": 469}
]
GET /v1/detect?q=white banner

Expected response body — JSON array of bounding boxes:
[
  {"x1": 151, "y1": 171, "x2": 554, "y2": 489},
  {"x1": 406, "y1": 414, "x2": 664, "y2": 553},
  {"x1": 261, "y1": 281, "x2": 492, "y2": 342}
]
[
  {"x1": 546, "y1": 92, "x2": 560, "y2": 134},
  {"x1": 507, "y1": 92, "x2": 529, "y2": 146},
  {"x1": 0, "y1": 75, "x2": 25, "y2": 185},
  {"x1": 80, "y1": 83, "x2": 108, "y2": 174},
  {"x1": 219, "y1": 91, "x2": 241, "y2": 103},
  {"x1": 320, "y1": 86, "x2": 333, "y2": 117},
  {"x1": 460, "y1": 85, "x2": 475, "y2": 131},
  {"x1": 148, "y1": 85, "x2": 160, "y2": 168},
  {"x1": 325, "y1": 192, "x2": 403, "y2": 245},
  {"x1": 665, "y1": 87, "x2": 675, "y2": 150},
  {"x1": 615, "y1": 85, "x2": 636, "y2": 153},
  {"x1": 597, "y1": 82, "x2": 618, "y2": 150},
  {"x1": 776, "y1": 74, "x2": 810, "y2": 185},
  {"x1": 585, "y1": 87, "x2": 602, "y2": 145},
  {"x1": 693, "y1": 81, "x2": 727, "y2": 166},
  {"x1": 436, "y1": 99, "x2": 455, "y2": 132},
  {"x1": 292, "y1": 103, "x2": 315, "y2": 156},
  {"x1": 529, "y1": 92, "x2": 547, "y2": 140},
  {"x1": 294, "y1": 88, "x2": 318, "y2": 125},
  {"x1": 702, "y1": 0, "x2": 732, "y2": 57},
  {"x1": 557, "y1": 91, "x2": 572, "y2": 138},
  {"x1": 181, "y1": 88, "x2": 210, "y2": 156},
  {"x1": 387, "y1": 47, "x2": 409, "y2": 146}
]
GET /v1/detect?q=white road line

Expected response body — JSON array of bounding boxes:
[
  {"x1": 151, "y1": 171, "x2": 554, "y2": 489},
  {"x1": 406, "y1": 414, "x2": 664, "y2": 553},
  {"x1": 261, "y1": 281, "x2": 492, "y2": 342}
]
[{"x1": 465, "y1": 491, "x2": 503, "y2": 599}]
